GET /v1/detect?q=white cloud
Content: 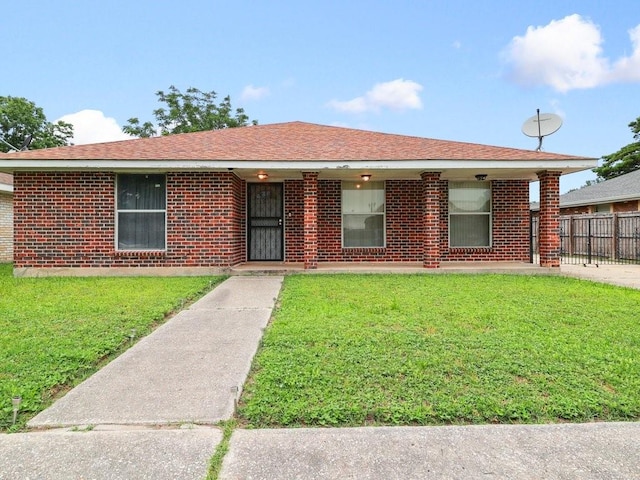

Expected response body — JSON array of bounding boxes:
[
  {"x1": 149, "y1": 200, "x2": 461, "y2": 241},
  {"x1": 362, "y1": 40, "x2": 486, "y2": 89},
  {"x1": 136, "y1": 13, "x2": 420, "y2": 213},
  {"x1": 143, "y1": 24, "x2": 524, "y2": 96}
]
[
  {"x1": 503, "y1": 15, "x2": 640, "y2": 92},
  {"x1": 611, "y1": 24, "x2": 640, "y2": 82},
  {"x1": 240, "y1": 84, "x2": 270, "y2": 101},
  {"x1": 57, "y1": 110, "x2": 132, "y2": 145},
  {"x1": 328, "y1": 79, "x2": 423, "y2": 113}
]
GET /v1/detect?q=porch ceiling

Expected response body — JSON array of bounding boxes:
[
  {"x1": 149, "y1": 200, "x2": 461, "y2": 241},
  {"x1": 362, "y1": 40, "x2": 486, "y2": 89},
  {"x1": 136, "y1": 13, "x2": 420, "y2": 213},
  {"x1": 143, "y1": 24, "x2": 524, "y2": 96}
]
[{"x1": 231, "y1": 165, "x2": 593, "y2": 183}]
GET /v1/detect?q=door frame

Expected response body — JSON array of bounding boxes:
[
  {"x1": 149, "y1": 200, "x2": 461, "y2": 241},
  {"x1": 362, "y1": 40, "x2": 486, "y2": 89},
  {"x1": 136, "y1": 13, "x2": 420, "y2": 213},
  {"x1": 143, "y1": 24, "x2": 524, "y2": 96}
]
[{"x1": 247, "y1": 182, "x2": 284, "y2": 261}]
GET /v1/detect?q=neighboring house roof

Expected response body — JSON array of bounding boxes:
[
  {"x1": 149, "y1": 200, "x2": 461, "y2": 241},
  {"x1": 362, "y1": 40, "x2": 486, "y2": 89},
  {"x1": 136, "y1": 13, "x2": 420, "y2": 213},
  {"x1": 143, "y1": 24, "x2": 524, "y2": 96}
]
[
  {"x1": 560, "y1": 169, "x2": 640, "y2": 207},
  {"x1": 0, "y1": 171, "x2": 12, "y2": 194},
  {"x1": 531, "y1": 168, "x2": 640, "y2": 211},
  {"x1": 0, "y1": 121, "x2": 596, "y2": 181}
]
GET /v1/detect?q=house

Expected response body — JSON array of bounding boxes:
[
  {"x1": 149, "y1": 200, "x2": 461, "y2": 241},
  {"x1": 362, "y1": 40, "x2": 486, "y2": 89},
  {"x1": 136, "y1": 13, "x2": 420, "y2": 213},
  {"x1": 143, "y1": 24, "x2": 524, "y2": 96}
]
[
  {"x1": 531, "y1": 169, "x2": 640, "y2": 215},
  {"x1": 0, "y1": 121, "x2": 595, "y2": 276},
  {"x1": 0, "y1": 170, "x2": 13, "y2": 263}
]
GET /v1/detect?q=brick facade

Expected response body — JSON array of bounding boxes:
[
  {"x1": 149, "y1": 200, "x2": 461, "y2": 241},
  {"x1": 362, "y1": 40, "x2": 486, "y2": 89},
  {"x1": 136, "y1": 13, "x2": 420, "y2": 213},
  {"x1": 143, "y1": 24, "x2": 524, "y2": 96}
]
[
  {"x1": 0, "y1": 191, "x2": 12, "y2": 262},
  {"x1": 284, "y1": 179, "x2": 304, "y2": 262},
  {"x1": 441, "y1": 180, "x2": 530, "y2": 262},
  {"x1": 286, "y1": 178, "x2": 530, "y2": 265},
  {"x1": 612, "y1": 200, "x2": 640, "y2": 213},
  {"x1": 12, "y1": 172, "x2": 534, "y2": 270},
  {"x1": 537, "y1": 171, "x2": 561, "y2": 268},
  {"x1": 13, "y1": 172, "x2": 246, "y2": 269},
  {"x1": 302, "y1": 172, "x2": 319, "y2": 269},
  {"x1": 422, "y1": 172, "x2": 442, "y2": 268}
]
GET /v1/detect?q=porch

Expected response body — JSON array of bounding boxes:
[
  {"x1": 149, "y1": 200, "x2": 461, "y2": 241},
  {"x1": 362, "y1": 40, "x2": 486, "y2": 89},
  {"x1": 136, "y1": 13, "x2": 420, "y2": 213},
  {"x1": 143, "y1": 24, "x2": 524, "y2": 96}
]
[{"x1": 230, "y1": 261, "x2": 556, "y2": 275}]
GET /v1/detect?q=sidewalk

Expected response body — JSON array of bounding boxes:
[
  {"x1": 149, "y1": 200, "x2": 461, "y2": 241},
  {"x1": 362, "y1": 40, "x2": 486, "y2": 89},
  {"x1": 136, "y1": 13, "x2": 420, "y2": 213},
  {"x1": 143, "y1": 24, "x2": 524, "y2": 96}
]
[{"x1": 220, "y1": 422, "x2": 640, "y2": 479}]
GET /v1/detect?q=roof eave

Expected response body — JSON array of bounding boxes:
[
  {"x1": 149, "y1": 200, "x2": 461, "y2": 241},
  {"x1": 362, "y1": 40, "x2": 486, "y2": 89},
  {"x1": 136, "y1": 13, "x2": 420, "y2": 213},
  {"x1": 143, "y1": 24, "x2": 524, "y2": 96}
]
[
  {"x1": 0, "y1": 157, "x2": 597, "y2": 172},
  {"x1": 561, "y1": 194, "x2": 640, "y2": 208}
]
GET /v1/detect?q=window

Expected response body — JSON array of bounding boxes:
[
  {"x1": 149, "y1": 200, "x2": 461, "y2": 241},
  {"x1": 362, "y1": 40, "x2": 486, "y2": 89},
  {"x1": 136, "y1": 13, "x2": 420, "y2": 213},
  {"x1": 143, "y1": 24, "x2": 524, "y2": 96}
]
[
  {"x1": 594, "y1": 203, "x2": 611, "y2": 214},
  {"x1": 342, "y1": 181, "x2": 385, "y2": 247},
  {"x1": 449, "y1": 181, "x2": 491, "y2": 247},
  {"x1": 116, "y1": 174, "x2": 166, "y2": 250}
]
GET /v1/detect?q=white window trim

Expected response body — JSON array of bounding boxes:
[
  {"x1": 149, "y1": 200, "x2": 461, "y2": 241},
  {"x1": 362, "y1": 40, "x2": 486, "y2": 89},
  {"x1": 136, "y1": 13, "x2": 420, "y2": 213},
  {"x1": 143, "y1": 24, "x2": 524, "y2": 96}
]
[
  {"x1": 115, "y1": 174, "x2": 167, "y2": 251},
  {"x1": 448, "y1": 181, "x2": 492, "y2": 248},
  {"x1": 341, "y1": 180, "x2": 386, "y2": 248}
]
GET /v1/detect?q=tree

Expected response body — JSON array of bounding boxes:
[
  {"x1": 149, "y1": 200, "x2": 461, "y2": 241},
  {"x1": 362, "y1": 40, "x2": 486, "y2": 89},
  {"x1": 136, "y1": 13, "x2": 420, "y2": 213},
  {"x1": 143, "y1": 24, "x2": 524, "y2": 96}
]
[
  {"x1": 123, "y1": 86, "x2": 257, "y2": 138},
  {"x1": 593, "y1": 116, "x2": 640, "y2": 180},
  {"x1": 0, "y1": 96, "x2": 73, "y2": 153}
]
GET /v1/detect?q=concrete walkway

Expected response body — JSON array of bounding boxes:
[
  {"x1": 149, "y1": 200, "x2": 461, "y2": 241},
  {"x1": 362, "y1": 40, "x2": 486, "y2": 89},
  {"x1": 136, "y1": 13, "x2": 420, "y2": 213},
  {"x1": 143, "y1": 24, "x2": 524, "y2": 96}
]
[
  {"x1": 0, "y1": 275, "x2": 283, "y2": 480},
  {"x1": 561, "y1": 263, "x2": 640, "y2": 289}
]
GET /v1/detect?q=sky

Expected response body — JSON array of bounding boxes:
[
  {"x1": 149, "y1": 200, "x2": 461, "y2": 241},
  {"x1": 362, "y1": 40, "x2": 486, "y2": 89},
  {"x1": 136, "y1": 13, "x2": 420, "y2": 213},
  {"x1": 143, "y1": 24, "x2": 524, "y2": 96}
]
[{"x1": 2, "y1": 1, "x2": 639, "y2": 200}]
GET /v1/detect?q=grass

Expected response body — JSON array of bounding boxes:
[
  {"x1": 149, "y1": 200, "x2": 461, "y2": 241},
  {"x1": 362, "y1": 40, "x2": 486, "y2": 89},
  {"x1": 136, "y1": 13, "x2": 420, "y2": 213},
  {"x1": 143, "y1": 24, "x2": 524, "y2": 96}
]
[
  {"x1": 238, "y1": 274, "x2": 640, "y2": 427},
  {"x1": 0, "y1": 263, "x2": 224, "y2": 431}
]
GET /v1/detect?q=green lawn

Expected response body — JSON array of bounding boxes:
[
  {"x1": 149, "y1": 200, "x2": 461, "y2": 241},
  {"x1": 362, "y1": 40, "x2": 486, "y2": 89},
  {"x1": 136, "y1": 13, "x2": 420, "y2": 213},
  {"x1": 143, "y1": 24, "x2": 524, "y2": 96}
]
[
  {"x1": 239, "y1": 274, "x2": 640, "y2": 427},
  {"x1": 0, "y1": 264, "x2": 224, "y2": 431}
]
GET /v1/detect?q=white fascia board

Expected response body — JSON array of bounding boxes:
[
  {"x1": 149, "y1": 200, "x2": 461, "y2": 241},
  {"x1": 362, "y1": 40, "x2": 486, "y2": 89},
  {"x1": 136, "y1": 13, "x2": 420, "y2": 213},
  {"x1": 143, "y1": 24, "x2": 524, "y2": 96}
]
[
  {"x1": 0, "y1": 158, "x2": 598, "y2": 171},
  {"x1": 0, "y1": 183, "x2": 12, "y2": 193}
]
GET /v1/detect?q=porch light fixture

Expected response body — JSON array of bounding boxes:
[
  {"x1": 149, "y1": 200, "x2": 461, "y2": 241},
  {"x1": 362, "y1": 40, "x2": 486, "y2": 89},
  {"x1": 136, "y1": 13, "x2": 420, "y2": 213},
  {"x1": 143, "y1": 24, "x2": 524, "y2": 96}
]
[
  {"x1": 475, "y1": 174, "x2": 487, "y2": 181},
  {"x1": 257, "y1": 173, "x2": 269, "y2": 180},
  {"x1": 360, "y1": 174, "x2": 372, "y2": 181}
]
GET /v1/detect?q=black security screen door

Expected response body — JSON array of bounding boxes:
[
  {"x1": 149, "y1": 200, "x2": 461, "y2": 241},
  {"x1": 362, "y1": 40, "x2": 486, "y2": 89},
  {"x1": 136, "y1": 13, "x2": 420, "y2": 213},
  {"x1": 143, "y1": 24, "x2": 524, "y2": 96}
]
[{"x1": 248, "y1": 183, "x2": 283, "y2": 261}]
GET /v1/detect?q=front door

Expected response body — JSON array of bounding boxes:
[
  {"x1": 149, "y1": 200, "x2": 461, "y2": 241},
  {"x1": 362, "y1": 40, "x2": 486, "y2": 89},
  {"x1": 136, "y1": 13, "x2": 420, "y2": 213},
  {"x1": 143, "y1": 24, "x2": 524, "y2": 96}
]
[{"x1": 248, "y1": 183, "x2": 284, "y2": 261}]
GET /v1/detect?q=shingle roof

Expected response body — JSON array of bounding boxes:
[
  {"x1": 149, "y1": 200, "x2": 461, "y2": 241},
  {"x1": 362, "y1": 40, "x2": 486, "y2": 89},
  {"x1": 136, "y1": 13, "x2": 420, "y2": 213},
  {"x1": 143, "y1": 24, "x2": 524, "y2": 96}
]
[
  {"x1": 559, "y1": 169, "x2": 640, "y2": 206},
  {"x1": 0, "y1": 172, "x2": 12, "y2": 186},
  {"x1": 4, "y1": 121, "x2": 588, "y2": 162}
]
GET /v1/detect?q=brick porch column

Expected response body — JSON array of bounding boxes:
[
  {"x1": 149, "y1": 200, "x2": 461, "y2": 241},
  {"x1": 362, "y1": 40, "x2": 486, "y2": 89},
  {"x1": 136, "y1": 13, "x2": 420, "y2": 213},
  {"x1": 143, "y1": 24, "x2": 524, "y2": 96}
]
[
  {"x1": 537, "y1": 170, "x2": 561, "y2": 268},
  {"x1": 421, "y1": 171, "x2": 441, "y2": 268},
  {"x1": 303, "y1": 172, "x2": 319, "y2": 269}
]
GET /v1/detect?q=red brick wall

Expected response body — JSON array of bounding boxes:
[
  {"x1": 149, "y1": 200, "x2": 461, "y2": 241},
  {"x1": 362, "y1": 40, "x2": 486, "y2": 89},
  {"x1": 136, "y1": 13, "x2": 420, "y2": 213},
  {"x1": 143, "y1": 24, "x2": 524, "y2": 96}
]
[
  {"x1": 560, "y1": 206, "x2": 590, "y2": 215},
  {"x1": 316, "y1": 179, "x2": 423, "y2": 262},
  {"x1": 13, "y1": 172, "x2": 246, "y2": 268},
  {"x1": 14, "y1": 172, "x2": 533, "y2": 268},
  {"x1": 165, "y1": 172, "x2": 246, "y2": 266},
  {"x1": 284, "y1": 180, "x2": 304, "y2": 262},
  {"x1": 537, "y1": 171, "x2": 561, "y2": 267},
  {"x1": 14, "y1": 172, "x2": 115, "y2": 267},
  {"x1": 287, "y1": 178, "x2": 531, "y2": 263},
  {"x1": 422, "y1": 172, "x2": 442, "y2": 267},
  {"x1": 441, "y1": 180, "x2": 531, "y2": 262},
  {"x1": 613, "y1": 200, "x2": 639, "y2": 213}
]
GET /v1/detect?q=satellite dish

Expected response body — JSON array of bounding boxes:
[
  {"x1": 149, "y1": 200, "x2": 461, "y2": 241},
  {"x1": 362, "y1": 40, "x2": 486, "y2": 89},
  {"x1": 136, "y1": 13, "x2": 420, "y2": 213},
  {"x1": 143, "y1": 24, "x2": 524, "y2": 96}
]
[
  {"x1": 20, "y1": 135, "x2": 33, "y2": 151},
  {"x1": 521, "y1": 109, "x2": 562, "y2": 151}
]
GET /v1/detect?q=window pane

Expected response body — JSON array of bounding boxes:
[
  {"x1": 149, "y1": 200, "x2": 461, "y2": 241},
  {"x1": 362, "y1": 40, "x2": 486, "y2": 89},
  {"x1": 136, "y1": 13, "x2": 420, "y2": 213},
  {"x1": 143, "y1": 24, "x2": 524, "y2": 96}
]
[
  {"x1": 343, "y1": 214, "x2": 384, "y2": 247},
  {"x1": 342, "y1": 181, "x2": 385, "y2": 213},
  {"x1": 118, "y1": 212, "x2": 166, "y2": 250},
  {"x1": 118, "y1": 174, "x2": 166, "y2": 210},
  {"x1": 450, "y1": 214, "x2": 490, "y2": 247},
  {"x1": 449, "y1": 181, "x2": 490, "y2": 213}
]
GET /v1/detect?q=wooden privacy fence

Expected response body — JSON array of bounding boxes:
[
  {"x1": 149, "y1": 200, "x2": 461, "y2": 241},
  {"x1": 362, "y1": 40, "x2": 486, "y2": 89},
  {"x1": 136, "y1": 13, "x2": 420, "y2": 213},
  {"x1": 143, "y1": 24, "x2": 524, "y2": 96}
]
[{"x1": 531, "y1": 212, "x2": 640, "y2": 265}]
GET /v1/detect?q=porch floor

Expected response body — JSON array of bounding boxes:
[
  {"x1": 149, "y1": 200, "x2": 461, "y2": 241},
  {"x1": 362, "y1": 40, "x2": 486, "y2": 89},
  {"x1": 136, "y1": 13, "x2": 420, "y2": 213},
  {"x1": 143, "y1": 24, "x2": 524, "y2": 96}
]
[{"x1": 230, "y1": 261, "x2": 555, "y2": 275}]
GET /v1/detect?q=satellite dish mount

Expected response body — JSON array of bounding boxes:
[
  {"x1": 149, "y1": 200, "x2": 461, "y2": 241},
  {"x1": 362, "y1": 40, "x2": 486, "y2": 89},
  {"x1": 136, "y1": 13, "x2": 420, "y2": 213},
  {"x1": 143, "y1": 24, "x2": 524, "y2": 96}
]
[{"x1": 521, "y1": 109, "x2": 562, "y2": 151}]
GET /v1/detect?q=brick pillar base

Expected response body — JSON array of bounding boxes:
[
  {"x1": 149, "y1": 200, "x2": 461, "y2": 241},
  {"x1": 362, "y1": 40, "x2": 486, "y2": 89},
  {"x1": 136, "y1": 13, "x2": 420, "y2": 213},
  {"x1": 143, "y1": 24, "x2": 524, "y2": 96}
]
[
  {"x1": 538, "y1": 171, "x2": 561, "y2": 268},
  {"x1": 422, "y1": 171, "x2": 441, "y2": 268},
  {"x1": 303, "y1": 172, "x2": 318, "y2": 269}
]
